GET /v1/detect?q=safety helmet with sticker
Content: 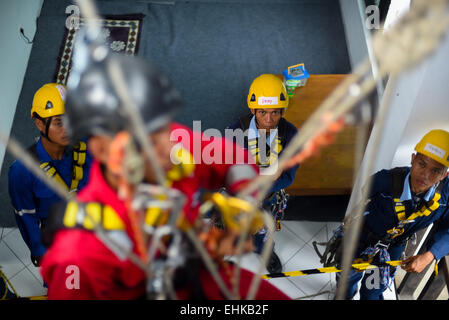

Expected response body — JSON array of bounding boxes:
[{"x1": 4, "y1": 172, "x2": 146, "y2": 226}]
[
  {"x1": 247, "y1": 74, "x2": 289, "y2": 109},
  {"x1": 65, "y1": 51, "x2": 182, "y2": 143}
]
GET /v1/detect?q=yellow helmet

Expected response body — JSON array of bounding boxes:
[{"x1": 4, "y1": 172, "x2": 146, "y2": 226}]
[
  {"x1": 31, "y1": 83, "x2": 66, "y2": 119},
  {"x1": 247, "y1": 74, "x2": 289, "y2": 109},
  {"x1": 415, "y1": 129, "x2": 449, "y2": 167}
]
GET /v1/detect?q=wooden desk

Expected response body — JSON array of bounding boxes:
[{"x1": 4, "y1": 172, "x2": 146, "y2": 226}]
[{"x1": 282, "y1": 74, "x2": 357, "y2": 196}]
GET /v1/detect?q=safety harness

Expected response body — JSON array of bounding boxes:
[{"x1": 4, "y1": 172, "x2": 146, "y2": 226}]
[
  {"x1": 368, "y1": 167, "x2": 444, "y2": 286},
  {"x1": 43, "y1": 143, "x2": 196, "y2": 261},
  {"x1": 247, "y1": 137, "x2": 282, "y2": 168},
  {"x1": 267, "y1": 189, "x2": 289, "y2": 231},
  {"x1": 42, "y1": 200, "x2": 134, "y2": 260},
  {"x1": 314, "y1": 167, "x2": 445, "y2": 287},
  {"x1": 385, "y1": 167, "x2": 444, "y2": 240}
]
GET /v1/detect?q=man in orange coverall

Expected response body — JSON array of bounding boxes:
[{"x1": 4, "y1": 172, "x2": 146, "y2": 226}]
[{"x1": 40, "y1": 42, "x2": 290, "y2": 300}]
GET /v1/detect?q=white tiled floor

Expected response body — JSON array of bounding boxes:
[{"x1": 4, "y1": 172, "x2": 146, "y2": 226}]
[
  {"x1": 0, "y1": 220, "x2": 396, "y2": 300},
  {"x1": 0, "y1": 227, "x2": 47, "y2": 298},
  {"x1": 236, "y1": 220, "x2": 397, "y2": 300}
]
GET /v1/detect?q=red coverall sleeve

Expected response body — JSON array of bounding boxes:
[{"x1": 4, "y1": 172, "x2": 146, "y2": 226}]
[
  {"x1": 43, "y1": 260, "x2": 96, "y2": 300},
  {"x1": 40, "y1": 230, "x2": 106, "y2": 299},
  {"x1": 199, "y1": 265, "x2": 291, "y2": 300}
]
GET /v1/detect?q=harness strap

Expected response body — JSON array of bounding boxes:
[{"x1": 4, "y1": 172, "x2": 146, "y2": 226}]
[
  {"x1": 314, "y1": 168, "x2": 445, "y2": 270},
  {"x1": 0, "y1": 269, "x2": 19, "y2": 299},
  {"x1": 70, "y1": 141, "x2": 87, "y2": 191},
  {"x1": 239, "y1": 114, "x2": 286, "y2": 168}
]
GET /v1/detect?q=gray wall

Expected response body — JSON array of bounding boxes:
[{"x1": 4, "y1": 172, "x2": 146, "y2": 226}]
[
  {"x1": 345, "y1": 5, "x2": 449, "y2": 214},
  {"x1": 339, "y1": 0, "x2": 368, "y2": 69},
  {"x1": 0, "y1": 0, "x2": 44, "y2": 169}
]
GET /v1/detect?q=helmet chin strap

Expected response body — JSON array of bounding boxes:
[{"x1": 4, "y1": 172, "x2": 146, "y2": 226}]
[{"x1": 254, "y1": 117, "x2": 277, "y2": 134}]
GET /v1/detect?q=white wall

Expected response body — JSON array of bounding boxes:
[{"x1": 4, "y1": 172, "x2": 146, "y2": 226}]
[
  {"x1": 339, "y1": 0, "x2": 369, "y2": 69},
  {"x1": 363, "y1": 25, "x2": 449, "y2": 173},
  {"x1": 0, "y1": 0, "x2": 44, "y2": 168}
]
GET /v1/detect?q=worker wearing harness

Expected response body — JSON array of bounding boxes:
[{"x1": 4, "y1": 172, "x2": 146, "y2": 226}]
[
  {"x1": 332, "y1": 129, "x2": 449, "y2": 299},
  {"x1": 8, "y1": 83, "x2": 92, "y2": 267},
  {"x1": 228, "y1": 74, "x2": 299, "y2": 274}
]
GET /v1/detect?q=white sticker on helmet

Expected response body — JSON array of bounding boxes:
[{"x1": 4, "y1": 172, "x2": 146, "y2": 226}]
[
  {"x1": 424, "y1": 143, "x2": 446, "y2": 159},
  {"x1": 258, "y1": 96, "x2": 278, "y2": 106},
  {"x1": 55, "y1": 85, "x2": 67, "y2": 102}
]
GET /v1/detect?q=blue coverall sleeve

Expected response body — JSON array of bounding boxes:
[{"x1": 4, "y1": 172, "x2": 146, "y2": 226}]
[{"x1": 8, "y1": 163, "x2": 46, "y2": 258}]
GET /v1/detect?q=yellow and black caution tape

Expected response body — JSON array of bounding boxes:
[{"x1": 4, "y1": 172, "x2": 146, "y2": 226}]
[
  {"x1": 262, "y1": 260, "x2": 403, "y2": 279},
  {"x1": 1, "y1": 269, "x2": 19, "y2": 299}
]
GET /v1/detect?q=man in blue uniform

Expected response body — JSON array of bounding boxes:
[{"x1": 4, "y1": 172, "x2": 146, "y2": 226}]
[
  {"x1": 227, "y1": 74, "x2": 299, "y2": 274},
  {"x1": 337, "y1": 129, "x2": 449, "y2": 299},
  {"x1": 8, "y1": 83, "x2": 92, "y2": 267}
]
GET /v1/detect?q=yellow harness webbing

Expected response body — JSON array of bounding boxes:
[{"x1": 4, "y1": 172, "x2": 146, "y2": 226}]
[{"x1": 63, "y1": 201, "x2": 126, "y2": 231}]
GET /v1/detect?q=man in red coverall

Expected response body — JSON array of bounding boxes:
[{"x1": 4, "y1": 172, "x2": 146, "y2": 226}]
[{"x1": 40, "y1": 43, "x2": 289, "y2": 300}]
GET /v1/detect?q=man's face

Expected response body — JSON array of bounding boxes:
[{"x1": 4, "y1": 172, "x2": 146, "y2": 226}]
[
  {"x1": 143, "y1": 124, "x2": 174, "y2": 183},
  {"x1": 410, "y1": 153, "x2": 447, "y2": 194},
  {"x1": 251, "y1": 108, "x2": 283, "y2": 132},
  {"x1": 36, "y1": 115, "x2": 69, "y2": 146},
  {"x1": 90, "y1": 124, "x2": 175, "y2": 186}
]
